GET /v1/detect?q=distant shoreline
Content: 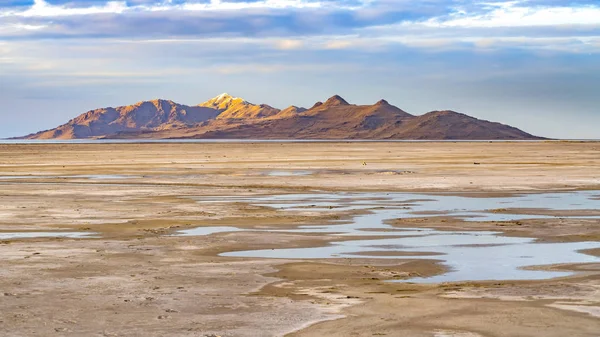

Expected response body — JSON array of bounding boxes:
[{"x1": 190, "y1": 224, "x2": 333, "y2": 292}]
[{"x1": 5, "y1": 139, "x2": 600, "y2": 144}]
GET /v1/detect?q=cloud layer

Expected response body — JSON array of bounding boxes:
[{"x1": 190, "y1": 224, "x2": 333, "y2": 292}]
[{"x1": 1, "y1": 1, "x2": 598, "y2": 47}]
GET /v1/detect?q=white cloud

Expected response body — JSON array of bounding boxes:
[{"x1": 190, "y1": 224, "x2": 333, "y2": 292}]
[
  {"x1": 423, "y1": 2, "x2": 600, "y2": 28},
  {"x1": 1, "y1": 0, "x2": 369, "y2": 18},
  {"x1": 6, "y1": 0, "x2": 128, "y2": 17},
  {"x1": 165, "y1": 0, "x2": 325, "y2": 11}
]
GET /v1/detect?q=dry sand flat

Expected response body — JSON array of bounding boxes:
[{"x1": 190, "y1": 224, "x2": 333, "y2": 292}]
[
  {"x1": 1, "y1": 141, "x2": 600, "y2": 192},
  {"x1": 0, "y1": 141, "x2": 599, "y2": 336}
]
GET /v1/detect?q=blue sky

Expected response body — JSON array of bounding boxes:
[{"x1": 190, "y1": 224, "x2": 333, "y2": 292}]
[{"x1": 1, "y1": 0, "x2": 599, "y2": 138}]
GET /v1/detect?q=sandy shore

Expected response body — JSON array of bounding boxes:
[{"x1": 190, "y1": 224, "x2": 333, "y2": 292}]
[{"x1": 0, "y1": 142, "x2": 599, "y2": 336}]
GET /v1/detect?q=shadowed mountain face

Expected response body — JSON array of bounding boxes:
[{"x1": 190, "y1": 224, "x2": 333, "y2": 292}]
[
  {"x1": 27, "y1": 99, "x2": 220, "y2": 140},
  {"x1": 19, "y1": 94, "x2": 542, "y2": 140}
]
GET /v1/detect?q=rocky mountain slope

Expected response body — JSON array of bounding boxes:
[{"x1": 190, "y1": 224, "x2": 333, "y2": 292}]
[
  {"x1": 26, "y1": 99, "x2": 219, "y2": 140},
  {"x1": 18, "y1": 93, "x2": 542, "y2": 140}
]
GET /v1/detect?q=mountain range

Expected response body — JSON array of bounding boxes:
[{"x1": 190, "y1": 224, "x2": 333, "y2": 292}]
[{"x1": 17, "y1": 93, "x2": 542, "y2": 140}]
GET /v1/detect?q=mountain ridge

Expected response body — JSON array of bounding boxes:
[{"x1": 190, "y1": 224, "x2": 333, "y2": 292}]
[{"x1": 15, "y1": 93, "x2": 544, "y2": 140}]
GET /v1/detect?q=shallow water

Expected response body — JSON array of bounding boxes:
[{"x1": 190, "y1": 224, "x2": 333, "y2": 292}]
[
  {"x1": 181, "y1": 190, "x2": 600, "y2": 283},
  {"x1": 0, "y1": 232, "x2": 96, "y2": 240},
  {"x1": 204, "y1": 191, "x2": 600, "y2": 222},
  {"x1": 224, "y1": 226, "x2": 599, "y2": 283},
  {"x1": 175, "y1": 226, "x2": 241, "y2": 236},
  {"x1": 69, "y1": 175, "x2": 138, "y2": 180}
]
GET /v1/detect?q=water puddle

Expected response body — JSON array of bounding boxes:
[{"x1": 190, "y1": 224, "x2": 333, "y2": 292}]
[
  {"x1": 180, "y1": 190, "x2": 600, "y2": 283},
  {"x1": 175, "y1": 226, "x2": 242, "y2": 236},
  {"x1": 68, "y1": 175, "x2": 139, "y2": 180},
  {"x1": 0, "y1": 232, "x2": 97, "y2": 240},
  {"x1": 224, "y1": 227, "x2": 598, "y2": 283},
  {"x1": 204, "y1": 191, "x2": 600, "y2": 222}
]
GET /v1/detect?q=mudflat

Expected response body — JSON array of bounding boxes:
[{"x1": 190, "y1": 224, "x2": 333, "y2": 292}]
[{"x1": 0, "y1": 141, "x2": 599, "y2": 337}]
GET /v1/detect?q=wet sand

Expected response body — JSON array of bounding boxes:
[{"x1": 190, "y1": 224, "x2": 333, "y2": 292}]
[{"x1": 0, "y1": 142, "x2": 599, "y2": 336}]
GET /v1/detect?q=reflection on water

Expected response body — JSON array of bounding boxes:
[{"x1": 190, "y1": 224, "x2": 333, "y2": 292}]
[{"x1": 181, "y1": 191, "x2": 600, "y2": 283}]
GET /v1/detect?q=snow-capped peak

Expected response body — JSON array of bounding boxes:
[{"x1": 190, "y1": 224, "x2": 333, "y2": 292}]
[
  {"x1": 199, "y1": 93, "x2": 249, "y2": 109},
  {"x1": 214, "y1": 92, "x2": 232, "y2": 102}
]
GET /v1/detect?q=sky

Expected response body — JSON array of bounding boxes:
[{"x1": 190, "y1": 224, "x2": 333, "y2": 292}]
[{"x1": 0, "y1": 0, "x2": 599, "y2": 139}]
